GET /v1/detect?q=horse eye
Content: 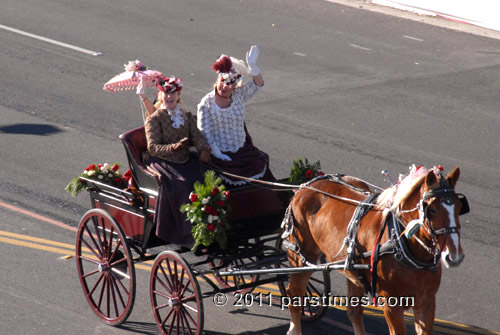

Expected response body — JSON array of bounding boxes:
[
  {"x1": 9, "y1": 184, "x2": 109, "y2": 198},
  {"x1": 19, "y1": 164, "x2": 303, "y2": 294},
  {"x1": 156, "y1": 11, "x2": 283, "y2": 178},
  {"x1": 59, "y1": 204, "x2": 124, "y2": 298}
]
[{"x1": 427, "y1": 207, "x2": 437, "y2": 216}]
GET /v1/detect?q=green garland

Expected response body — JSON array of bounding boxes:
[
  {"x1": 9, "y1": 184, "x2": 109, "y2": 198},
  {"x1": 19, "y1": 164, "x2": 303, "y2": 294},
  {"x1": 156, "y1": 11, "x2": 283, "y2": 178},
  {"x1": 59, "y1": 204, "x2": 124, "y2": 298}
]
[
  {"x1": 289, "y1": 157, "x2": 324, "y2": 185},
  {"x1": 180, "y1": 170, "x2": 231, "y2": 252},
  {"x1": 65, "y1": 163, "x2": 128, "y2": 197}
]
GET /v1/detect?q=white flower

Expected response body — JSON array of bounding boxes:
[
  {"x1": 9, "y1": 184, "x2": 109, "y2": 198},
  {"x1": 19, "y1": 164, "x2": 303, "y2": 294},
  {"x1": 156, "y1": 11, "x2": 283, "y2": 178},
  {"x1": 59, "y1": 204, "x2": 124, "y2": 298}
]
[
  {"x1": 202, "y1": 197, "x2": 210, "y2": 205},
  {"x1": 208, "y1": 215, "x2": 213, "y2": 223},
  {"x1": 101, "y1": 163, "x2": 109, "y2": 171},
  {"x1": 213, "y1": 216, "x2": 219, "y2": 221},
  {"x1": 87, "y1": 170, "x2": 95, "y2": 176},
  {"x1": 108, "y1": 173, "x2": 113, "y2": 178},
  {"x1": 98, "y1": 174, "x2": 104, "y2": 179}
]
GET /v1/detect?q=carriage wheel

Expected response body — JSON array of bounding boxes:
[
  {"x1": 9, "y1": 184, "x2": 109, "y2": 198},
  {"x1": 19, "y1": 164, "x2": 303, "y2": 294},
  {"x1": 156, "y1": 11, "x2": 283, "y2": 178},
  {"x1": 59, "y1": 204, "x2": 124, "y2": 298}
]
[
  {"x1": 275, "y1": 239, "x2": 330, "y2": 322},
  {"x1": 75, "y1": 208, "x2": 136, "y2": 326},
  {"x1": 207, "y1": 238, "x2": 261, "y2": 294},
  {"x1": 150, "y1": 251, "x2": 204, "y2": 335}
]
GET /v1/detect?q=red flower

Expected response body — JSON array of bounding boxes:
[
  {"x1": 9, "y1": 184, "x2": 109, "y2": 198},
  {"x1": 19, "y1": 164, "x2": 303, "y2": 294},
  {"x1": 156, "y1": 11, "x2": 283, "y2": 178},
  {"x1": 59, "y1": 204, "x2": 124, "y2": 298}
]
[
  {"x1": 87, "y1": 164, "x2": 96, "y2": 171},
  {"x1": 305, "y1": 170, "x2": 313, "y2": 178},
  {"x1": 207, "y1": 223, "x2": 215, "y2": 231},
  {"x1": 216, "y1": 200, "x2": 224, "y2": 207},
  {"x1": 114, "y1": 177, "x2": 123, "y2": 185},
  {"x1": 204, "y1": 205, "x2": 213, "y2": 213},
  {"x1": 211, "y1": 187, "x2": 220, "y2": 195},
  {"x1": 111, "y1": 164, "x2": 119, "y2": 171},
  {"x1": 211, "y1": 209, "x2": 218, "y2": 216},
  {"x1": 437, "y1": 165, "x2": 444, "y2": 171},
  {"x1": 220, "y1": 221, "x2": 225, "y2": 227},
  {"x1": 318, "y1": 171, "x2": 325, "y2": 176},
  {"x1": 223, "y1": 191, "x2": 230, "y2": 199},
  {"x1": 98, "y1": 164, "x2": 103, "y2": 168},
  {"x1": 123, "y1": 169, "x2": 132, "y2": 181},
  {"x1": 190, "y1": 193, "x2": 198, "y2": 202}
]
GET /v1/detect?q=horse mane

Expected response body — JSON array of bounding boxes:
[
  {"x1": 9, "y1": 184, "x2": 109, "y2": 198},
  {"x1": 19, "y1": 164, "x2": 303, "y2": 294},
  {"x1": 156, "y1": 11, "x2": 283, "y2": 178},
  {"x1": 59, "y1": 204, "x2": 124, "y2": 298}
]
[{"x1": 376, "y1": 168, "x2": 428, "y2": 212}]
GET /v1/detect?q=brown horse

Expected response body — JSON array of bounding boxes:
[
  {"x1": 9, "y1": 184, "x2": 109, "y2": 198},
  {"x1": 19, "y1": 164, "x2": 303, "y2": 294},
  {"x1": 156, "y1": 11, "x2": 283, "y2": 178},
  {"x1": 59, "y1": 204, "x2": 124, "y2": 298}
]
[{"x1": 284, "y1": 167, "x2": 466, "y2": 335}]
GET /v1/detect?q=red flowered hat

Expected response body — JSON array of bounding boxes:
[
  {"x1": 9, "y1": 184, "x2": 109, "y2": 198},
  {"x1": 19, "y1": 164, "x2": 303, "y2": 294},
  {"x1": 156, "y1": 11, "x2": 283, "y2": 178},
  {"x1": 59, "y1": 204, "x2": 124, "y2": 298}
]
[
  {"x1": 156, "y1": 76, "x2": 183, "y2": 93},
  {"x1": 211, "y1": 54, "x2": 249, "y2": 86}
]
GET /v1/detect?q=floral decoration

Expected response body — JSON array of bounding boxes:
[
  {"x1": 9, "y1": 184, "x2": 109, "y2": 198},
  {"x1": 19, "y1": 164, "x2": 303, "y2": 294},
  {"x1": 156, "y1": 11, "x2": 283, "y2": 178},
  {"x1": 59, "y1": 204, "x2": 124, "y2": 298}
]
[
  {"x1": 65, "y1": 163, "x2": 131, "y2": 197},
  {"x1": 180, "y1": 170, "x2": 231, "y2": 252},
  {"x1": 289, "y1": 157, "x2": 324, "y2": 185},
  {"x1": 124, "y1": 59, "x2": 148, "y2": 72}
]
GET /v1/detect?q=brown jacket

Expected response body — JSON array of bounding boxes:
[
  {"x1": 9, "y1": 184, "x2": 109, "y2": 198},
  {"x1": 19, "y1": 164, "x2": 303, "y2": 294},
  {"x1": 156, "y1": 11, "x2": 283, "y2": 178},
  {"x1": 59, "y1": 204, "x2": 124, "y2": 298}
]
[{"x1": 145, "y1": 108, "x2": 208, "y2": 163}]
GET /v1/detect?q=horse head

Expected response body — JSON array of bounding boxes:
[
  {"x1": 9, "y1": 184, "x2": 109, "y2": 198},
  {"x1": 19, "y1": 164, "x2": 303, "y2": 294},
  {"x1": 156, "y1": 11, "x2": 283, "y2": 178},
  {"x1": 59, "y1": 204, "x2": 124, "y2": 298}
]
[{"x1": 420, "y1": 167, "x2": 466, "y2": 268}]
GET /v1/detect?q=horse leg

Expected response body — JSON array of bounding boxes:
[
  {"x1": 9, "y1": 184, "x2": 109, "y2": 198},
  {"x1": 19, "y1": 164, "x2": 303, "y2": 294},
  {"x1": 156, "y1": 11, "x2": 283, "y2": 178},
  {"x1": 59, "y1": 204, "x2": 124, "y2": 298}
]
[
  {"x1": 413, "y1": 298, "x2": 436, "y2": 335},
  {"x1": 383, "y1": 305, "x2": 407, "y2": 335},
  {"x1": 286, "y1": 251, "x2": 314, "y2": 335},
  {"x1": 346, "y1": 280, "x2": 367, "y2": 335}
]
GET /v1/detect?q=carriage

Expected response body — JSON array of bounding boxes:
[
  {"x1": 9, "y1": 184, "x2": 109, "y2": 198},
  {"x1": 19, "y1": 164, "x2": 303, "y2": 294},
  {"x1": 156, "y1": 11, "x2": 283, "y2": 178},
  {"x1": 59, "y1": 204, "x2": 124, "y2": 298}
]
[
  {"x1": 75, "y1": 126, "x2": 333, "y2": 334},
  {"x1": 75, "y1": 125, "x2": 470, "y2": 335}
]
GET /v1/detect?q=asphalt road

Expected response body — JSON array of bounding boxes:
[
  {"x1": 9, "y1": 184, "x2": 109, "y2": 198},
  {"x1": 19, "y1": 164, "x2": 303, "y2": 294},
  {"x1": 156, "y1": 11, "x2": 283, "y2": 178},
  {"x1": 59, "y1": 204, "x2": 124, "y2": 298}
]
[{"x1": 1, "y1": 0, "x2": 499, "y2": 334}]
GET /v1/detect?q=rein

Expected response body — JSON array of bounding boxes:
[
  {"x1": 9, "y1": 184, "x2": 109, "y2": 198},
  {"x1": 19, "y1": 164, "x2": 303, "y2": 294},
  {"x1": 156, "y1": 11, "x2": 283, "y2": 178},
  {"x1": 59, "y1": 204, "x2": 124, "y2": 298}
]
[{"x1": 202, "y1": 162, "x2": 385, "y2": 209}]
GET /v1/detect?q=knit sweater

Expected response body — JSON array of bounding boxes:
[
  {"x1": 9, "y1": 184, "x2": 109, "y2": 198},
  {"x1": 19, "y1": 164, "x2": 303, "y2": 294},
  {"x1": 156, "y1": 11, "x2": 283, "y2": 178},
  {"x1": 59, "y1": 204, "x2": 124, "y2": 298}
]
[{"x1": 145, "y1": 108, "x2": 208, "y2": 163}]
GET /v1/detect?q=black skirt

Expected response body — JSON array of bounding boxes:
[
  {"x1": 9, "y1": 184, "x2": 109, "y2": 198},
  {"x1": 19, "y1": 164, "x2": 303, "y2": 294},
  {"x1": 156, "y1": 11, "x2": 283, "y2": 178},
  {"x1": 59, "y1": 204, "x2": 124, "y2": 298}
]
[{"x1": 148, "y1": 155, "x2": 205, "y2": 245}]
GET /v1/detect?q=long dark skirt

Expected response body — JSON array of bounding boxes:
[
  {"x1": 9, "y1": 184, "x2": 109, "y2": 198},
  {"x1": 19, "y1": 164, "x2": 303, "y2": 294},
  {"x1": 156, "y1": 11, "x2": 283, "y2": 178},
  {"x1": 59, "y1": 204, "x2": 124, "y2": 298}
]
[
  {"x1": 211, "y1": 131, "x2": 275, "y2": 186},
  {"x1": 148, "y1": 155, "x2": 205, "y2": 245}
]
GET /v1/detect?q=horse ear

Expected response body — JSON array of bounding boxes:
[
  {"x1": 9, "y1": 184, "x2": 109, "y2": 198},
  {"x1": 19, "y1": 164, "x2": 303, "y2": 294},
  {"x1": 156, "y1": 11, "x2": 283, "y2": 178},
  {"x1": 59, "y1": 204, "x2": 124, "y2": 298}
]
[
  {"x1": 425, "y1": 170, "x2": 438, "y2": 188},
  {"x1": 446, "y1": 166, "x2": 460, "y2": 188}
]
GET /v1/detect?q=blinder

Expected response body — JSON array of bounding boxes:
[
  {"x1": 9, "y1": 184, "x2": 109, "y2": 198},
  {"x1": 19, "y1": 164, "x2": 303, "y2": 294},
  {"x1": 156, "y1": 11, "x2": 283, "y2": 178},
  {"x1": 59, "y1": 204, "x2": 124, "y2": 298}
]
[{"x1": 457, "y1": 194, "x2": 470, "y2": 216}]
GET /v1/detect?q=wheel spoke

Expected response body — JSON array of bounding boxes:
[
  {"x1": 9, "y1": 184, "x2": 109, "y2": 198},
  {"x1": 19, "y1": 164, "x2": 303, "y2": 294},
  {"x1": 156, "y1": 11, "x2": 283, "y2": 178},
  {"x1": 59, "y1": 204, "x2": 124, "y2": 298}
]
[
  {"x1": 169, "y1": 311, "x2": 177, "y2": 335},
  {"x1": 166, "y1": 259, "x2": 178, "y2": 293},
  {"x1": 108, "y1": 275, "x2": 120, "y2": 317},
  {"x1": 88, "y1": 272, "x2": 105, "y2": 296},
  {"x1": 82, "y1": 267, "x2": 100, "y2": 279},
  {"x1": 181, "y1": 302, "x2": 198, "y2": 313},
  {"x1": 159, "y1": 262, "x2": 174, "y2": 292},
  {"x1": 83, "y1": 225, "x2": 104, "y2": 259},
  {"x1": 108, "y1": 238, "x2": 123, "y2": 265},
  {"x1": 79, "y1": 255, "x2": 100, "y2": 266},
  {"x1": 109, "y1": 272, "x2": 127, "y2": 310},
  {"x1": 156, "y1": 270, "x2": 173, "y2": 294},
  {"x1": 161, "y1": 308, "x2": 174, "y2": 328}
]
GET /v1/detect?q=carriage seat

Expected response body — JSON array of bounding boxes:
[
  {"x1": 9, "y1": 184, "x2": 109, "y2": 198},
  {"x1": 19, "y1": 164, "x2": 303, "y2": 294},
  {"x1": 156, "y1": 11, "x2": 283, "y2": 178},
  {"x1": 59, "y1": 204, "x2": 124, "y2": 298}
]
[{"x1": 119, "y1": 126, "x2": 159, "y2": 193}]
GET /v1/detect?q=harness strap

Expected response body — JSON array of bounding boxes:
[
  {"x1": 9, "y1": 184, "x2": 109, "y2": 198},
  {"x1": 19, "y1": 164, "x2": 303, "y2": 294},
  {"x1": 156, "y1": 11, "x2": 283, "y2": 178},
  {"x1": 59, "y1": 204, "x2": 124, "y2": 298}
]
[
  {"x1": 344, "y1": 193, "x2": 380, "y2": 270},
  {"x1": 370, "y1": 212, "x2": 390, "y2": 306}
]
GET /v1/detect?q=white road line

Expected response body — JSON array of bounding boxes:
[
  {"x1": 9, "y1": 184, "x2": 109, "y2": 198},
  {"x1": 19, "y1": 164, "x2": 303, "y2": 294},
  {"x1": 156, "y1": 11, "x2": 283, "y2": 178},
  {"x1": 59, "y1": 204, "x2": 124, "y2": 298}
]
[
  {"x1": 404, "y1": 35, "x2": 424, "y2": 42},
  {"x1": 294, "y1": 52, "x2": 306, "y2": 56},
  {"x1": 349, "y1": 43, "x2": 372, "y2": 51},
  {"x1": 0, "y1": 24, "x2": 102, "y2": 56}
]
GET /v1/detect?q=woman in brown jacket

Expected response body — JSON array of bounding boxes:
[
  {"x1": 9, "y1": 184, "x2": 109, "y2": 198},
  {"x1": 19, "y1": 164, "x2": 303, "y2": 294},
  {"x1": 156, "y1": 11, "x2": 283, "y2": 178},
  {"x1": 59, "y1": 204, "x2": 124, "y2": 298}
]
[{"x1": 140, "y1": 75, "x2": 211, "y2": 246}]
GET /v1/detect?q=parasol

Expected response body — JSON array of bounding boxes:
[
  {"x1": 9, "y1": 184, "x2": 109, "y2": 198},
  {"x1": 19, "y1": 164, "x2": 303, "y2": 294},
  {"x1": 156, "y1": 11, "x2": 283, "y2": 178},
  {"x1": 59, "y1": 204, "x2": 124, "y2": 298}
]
[{"x1": 103, "y1": 60, "x2": 162, "y2": 92}]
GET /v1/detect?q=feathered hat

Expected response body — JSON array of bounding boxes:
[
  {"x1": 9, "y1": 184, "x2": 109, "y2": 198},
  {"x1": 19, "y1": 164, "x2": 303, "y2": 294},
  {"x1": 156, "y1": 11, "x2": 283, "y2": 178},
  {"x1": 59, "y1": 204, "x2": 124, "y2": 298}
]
[
  {"x1": 156, "y1": 76, "x2": 183, "y2": 93},
  {"x1": 211, "y1": 54, "x2": 249, "y2": 86}
]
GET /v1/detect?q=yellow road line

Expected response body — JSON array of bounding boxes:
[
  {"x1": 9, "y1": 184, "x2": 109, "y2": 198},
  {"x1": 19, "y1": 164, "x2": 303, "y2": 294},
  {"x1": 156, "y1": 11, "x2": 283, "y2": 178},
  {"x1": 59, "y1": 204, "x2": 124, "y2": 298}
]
[
  {"x1": 0, "y1": 230, "x2": 75, "y2": 249},
  {"x1": 1, "y1": 230, "x2": 498, "y2": 335}
]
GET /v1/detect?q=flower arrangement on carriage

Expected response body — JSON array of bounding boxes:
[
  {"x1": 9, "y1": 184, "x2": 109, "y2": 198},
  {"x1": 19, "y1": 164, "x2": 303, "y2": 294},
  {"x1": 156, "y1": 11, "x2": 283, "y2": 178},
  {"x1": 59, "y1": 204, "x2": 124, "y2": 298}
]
[
  {"x1": 289, "y1": 157, "x2": 324, "y2": 185},
  {"x1": 65, "y1": 163, "x2": 131, "y2": 197},
  {"x1": 181, "y1": 170, "x2": 231, "y2": 252}
]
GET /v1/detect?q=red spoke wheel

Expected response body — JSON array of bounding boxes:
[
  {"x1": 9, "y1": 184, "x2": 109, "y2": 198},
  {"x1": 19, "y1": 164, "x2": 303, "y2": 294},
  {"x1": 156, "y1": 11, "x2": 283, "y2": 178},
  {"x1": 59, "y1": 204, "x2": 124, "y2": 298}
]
[
  {"x1": 275, "y1": 239, "x2": 330, "y2": 322},
  {"x1": 75, "y1": 209, "x2": 136, "y2": 326},
  {"x1": 150, "y1": 251, "x2": 204, "y2": 335}
]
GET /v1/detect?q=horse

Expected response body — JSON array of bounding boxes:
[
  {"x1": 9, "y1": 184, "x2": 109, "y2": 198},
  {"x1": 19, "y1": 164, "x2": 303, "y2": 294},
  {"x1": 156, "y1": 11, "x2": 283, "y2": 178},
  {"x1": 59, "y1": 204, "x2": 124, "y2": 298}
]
[{"x1": 283, "y1": 166, "x2": 467, "y2": 335}]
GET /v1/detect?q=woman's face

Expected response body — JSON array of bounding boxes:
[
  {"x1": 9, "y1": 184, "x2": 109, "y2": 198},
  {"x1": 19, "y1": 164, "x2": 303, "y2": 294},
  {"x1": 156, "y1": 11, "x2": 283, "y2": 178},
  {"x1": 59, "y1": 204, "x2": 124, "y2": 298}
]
[
  {"x1": 162, "y1": 91, "x2": 179, "y2": 110},
  {"x1": 216, "y1": 76, "x2": 235, "y2": 97}
]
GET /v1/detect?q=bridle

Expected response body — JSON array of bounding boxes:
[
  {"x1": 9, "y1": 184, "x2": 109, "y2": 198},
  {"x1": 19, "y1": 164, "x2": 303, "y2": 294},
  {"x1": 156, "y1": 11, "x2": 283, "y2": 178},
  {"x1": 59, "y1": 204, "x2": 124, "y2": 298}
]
[{"x1": 396, "y1": 175, "x2": 469, "y2": 263}]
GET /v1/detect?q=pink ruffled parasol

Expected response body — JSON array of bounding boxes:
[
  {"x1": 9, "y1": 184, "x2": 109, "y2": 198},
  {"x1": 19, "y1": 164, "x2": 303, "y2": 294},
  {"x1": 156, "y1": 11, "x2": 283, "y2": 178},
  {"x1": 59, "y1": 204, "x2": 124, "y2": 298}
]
[{"x1": 103, "y1": 60, "x2": 162, "y2": 92}]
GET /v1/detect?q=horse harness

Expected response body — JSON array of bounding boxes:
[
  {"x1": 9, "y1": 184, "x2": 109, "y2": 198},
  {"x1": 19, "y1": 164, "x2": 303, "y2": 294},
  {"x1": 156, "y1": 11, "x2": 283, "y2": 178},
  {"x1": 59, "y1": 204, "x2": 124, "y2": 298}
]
[{"x1": 281, "y1": 173, "x2": 470, "y2": 303}]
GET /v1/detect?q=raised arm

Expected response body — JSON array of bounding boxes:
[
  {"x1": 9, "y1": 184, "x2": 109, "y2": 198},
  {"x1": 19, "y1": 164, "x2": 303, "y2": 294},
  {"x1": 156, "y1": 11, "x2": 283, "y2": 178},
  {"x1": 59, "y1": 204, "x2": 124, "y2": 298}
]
[{"x1": 246, "y1": 45, "x2": 263, "y2": 87}]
